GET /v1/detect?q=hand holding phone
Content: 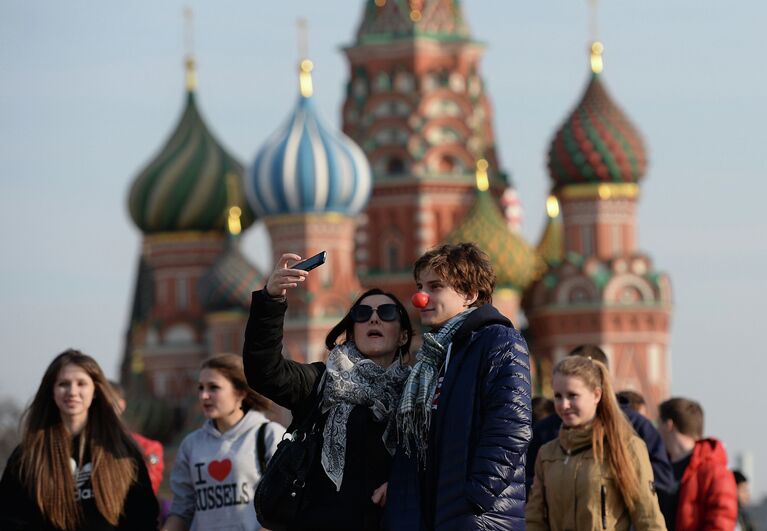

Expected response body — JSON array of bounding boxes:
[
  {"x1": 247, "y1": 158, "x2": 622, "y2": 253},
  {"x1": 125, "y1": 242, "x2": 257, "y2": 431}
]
[{"x1": 292, "y1": 251, "x2": 327, "y2": 272}]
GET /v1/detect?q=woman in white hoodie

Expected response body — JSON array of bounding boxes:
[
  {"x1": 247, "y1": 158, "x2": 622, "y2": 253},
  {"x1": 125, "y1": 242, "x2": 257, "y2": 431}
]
[{"x1": 163, "y1": 354, "x2": 285, "y2": 531}]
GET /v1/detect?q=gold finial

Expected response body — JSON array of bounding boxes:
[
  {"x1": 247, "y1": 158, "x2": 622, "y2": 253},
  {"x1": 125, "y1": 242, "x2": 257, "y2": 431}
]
[
  {"x1": 587, "y1": 0, "x2": 603, "y2": 74},
  {"x1": 475, "y1": 159, "x2": 489, "y2": 192},
  {"x1": 546, "y1": 195, "x2": 560, "y2": 218},
  {"x1": 184, "y1": 7, "x2": 197, "y2": 91},
  {"x1": 225, "y1": 172, "x2": 242, "y2": 236},
  {"x1": 131, "y1": 350, "x2": 145, "y2": 374},
  {"x1": 410, "y1": 9, "x2": 422, "y2": 22},
  {"x1": 374, "y1": 0, "x2": 386, "y2": 6},
  {"x1": 590, "y1": 41, "x2": 604, "y2": 74},
  {"x1": 297, "y1": 18, "x2": 314, "y2": 97}
]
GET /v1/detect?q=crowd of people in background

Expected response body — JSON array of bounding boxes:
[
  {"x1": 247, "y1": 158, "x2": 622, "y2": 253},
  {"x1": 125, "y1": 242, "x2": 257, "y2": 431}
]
[{"x1": 0, "y1": 242, "x2": 759, "y2": 530}]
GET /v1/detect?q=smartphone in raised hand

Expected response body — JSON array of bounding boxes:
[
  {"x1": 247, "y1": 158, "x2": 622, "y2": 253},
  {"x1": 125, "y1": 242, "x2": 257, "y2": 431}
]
[{"x1": 292, "y1": 251, "x2": 327, "y2": 272}]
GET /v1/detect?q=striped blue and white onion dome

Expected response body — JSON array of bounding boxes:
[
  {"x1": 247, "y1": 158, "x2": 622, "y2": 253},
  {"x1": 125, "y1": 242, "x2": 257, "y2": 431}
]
[{"x1": 246, "y1": 60, "x2": 372, "y2": 217}]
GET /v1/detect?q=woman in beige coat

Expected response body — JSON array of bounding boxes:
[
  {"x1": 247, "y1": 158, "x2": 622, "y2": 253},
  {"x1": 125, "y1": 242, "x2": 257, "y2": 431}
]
[{"x1": 526, "y1": 356, "x2": 666, "y2": 531}]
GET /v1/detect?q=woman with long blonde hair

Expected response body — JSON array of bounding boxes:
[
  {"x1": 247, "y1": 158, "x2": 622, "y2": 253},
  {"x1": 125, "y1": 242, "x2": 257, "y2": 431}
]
[
  {"x1": 0, "y1": 349, "x2": 158, "y2": 530},
  {"x1": 526, "y1": 356, "x2": 666, "y2": 530}
]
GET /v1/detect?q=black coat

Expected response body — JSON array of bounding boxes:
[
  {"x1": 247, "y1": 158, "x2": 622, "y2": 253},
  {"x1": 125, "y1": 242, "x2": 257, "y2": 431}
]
[
  {"x1": 243, "y1": 289, "x2": 391, "y2": 531},
  {"x1": 385, "y1": 305, "x2": 533, "y2": 531},
  {"x1": 0, "y1": 442, "x2": 158, "y2": 531}
]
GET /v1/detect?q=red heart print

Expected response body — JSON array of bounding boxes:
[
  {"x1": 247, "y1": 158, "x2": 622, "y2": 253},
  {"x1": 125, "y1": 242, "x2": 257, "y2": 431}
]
[{"x1": 208, "y1": 459, "x2": 232, "y2": 481}]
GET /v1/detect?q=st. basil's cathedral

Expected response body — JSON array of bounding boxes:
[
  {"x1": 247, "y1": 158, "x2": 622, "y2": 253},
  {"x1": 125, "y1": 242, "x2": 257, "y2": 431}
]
[{"x1": 121, "y1": 0, "x2": 672, "y2": 439}]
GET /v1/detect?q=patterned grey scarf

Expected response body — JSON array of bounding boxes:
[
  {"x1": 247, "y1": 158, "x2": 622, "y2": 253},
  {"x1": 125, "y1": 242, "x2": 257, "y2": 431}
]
[
  {"x1": 320, "y1": 341, "x2": 410, "y2": 491},
  {"x1": 396, "y1": 308, "x2": 475, "y2": 461}
]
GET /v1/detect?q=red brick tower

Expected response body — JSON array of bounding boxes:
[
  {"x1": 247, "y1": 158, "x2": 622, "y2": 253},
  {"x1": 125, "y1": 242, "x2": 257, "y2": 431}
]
[
  {"x1": 245, "y1": 58, "x2": 372, "y2": 362},
  {"x1": 342, "y1": 0, "x2": 515, "y2": 302},
  {"x1": 525, "y1": 43, "x2": 673, "y2": 414},
  {"x1": 124, "y1": 54, "x2": 255, "y2": 404}
]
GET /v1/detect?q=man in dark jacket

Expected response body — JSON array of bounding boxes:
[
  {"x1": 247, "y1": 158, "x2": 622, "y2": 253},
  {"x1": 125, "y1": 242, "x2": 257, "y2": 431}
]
[
  {"x1": 525, "y1": 345, "x2": 675, "y2": 525},
  {"x1": 386, "y1": 243, "x2": 532, "y2": 531}
]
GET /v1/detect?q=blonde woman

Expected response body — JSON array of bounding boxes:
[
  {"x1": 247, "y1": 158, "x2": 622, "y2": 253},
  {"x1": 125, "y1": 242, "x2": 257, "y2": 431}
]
[{"x1": 526, "y1": 356, "x2": 666, "y2": 531}]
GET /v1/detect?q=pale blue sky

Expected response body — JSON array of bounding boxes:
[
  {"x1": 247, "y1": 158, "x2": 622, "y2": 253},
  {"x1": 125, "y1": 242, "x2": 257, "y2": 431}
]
[{"x1": 1, "y1": 1, "x2": 765, "y2": 498}]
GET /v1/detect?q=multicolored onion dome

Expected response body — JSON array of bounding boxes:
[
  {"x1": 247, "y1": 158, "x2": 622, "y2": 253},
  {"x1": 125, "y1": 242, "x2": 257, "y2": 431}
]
[
  {"x1": 128, "y1": 90, "x2": 255, "y2": 234},
  {"x1": 247, "y1": 65, "x2": 372, "y2": 218},
  {"x1": 198, "y1": 241, "x2": 265, "y2": 312},
  {"x1": 547, "y1": 49, "x2": 647, "y2": 187},
  {"x1": 445, "y1": 190, "x2": 544, "y2": 291}
]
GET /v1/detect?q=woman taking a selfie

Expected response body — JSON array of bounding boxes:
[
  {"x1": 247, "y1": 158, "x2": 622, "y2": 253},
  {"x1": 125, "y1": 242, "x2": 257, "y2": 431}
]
[
  {"x1": 243, "y1": 253, "x2": 414, "y2": 531},
  {"x1": 0, "y1": 349, "x2": 158, "y2": 531},
  {"x1": 526, "y1": 356, "x2": 665, "y2": 531}
]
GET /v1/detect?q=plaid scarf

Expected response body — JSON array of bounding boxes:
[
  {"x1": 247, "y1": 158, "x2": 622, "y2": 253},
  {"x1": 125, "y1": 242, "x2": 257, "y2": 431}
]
[
  {"x1": 395, "y1": 308, "x2": 474, "y2": 461},
  {"x1": 320, "y1": 342, "x2": 410, "y2": 491}
]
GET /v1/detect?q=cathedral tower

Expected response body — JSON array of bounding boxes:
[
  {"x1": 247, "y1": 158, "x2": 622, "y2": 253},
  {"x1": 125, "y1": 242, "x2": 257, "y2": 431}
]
[
  {"x1": 342, "y1": 0, "x2": 517, "y2": 303},
  {"x1": 124, "y1": 53, "x2": 254, "y2": 402},
  {"x1": 525, "y1": 43, "x2": 673, "y2": 413},
  {"x1": 246, "y1": 57, "x2": 372, "y2": 362}
]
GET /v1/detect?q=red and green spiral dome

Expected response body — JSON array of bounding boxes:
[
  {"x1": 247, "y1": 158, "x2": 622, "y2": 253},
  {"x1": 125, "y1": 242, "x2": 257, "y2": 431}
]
[{"x1": 547, "y1": 72, "x2": 647, "y2": 186}]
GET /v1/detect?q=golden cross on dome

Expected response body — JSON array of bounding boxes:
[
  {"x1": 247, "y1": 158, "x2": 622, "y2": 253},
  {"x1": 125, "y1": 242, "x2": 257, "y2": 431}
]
[
  {"x1": 297, "y1": 18, "x2": 314, "y2": 97},
  {"x1": 183, "y1": 7, "x2": 197, "y2": 90},
  {"x1": 587, "y1": 0, "x2": 604, "y2": 73}
]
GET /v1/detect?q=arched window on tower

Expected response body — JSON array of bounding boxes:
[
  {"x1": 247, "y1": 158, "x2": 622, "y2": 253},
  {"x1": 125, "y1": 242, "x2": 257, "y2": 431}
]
[
  {"x1": 382, "y1": 230, "x2": 404, "y2": 273},
  {"x1": 436, "y1": 154, "x2": 462, "y2": 173},
  {"x1": 387, "y1": 157, "x2": 406, "y2": 176}
]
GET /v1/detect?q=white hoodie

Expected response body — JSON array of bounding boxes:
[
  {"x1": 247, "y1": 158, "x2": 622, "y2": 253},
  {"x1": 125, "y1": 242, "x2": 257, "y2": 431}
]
[{"x1": 169, "y1": 410, "x2": 284, "y2": 531}]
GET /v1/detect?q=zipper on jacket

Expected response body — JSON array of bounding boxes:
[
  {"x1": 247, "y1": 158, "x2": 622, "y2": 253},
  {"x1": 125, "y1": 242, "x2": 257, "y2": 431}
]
[{"x1": 600, "y1": 484, "x2": 607, "y2": 529}]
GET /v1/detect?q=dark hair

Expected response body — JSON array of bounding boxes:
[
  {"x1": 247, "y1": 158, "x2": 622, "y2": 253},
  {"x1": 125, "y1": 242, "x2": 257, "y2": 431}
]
[
  {"x1": 19, "y1": 350, "x2": 138, "y2": 530},
  {"x1": 658, "y1": 397, "x2": 704, "y2": 439},
  {"x1": 617, "y1": 390, "x2": 646, "y2": 412},
  {"x1": 569, "y1": 344, "x2": 609, "y2": 368},
  {"x1": 200, "y1": 354, "x2": 269, "y2": 412},
  {"x1": 531, "y1": 396, "x2": 555, "y2": 425},
  {"x1": 325, "y1": 288, "x2": 414, "y2": 358},
  {"x1": 414, "y1": 242, "x2": 495, "y2": 306},
  {"x1": 733, "y1": 470, "x2": 748, "y2": 485}
]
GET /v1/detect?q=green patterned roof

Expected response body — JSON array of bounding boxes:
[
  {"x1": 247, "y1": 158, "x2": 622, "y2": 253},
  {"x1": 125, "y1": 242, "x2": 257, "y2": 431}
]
[
  {"x1": 198, "y1": 238, "x2": 265, "y2": 312},
  {"x1": 128, "y1": 91, "x2": 255, "y2": 234},
  {"x1": 445, "y1": 190, "x2": 544, "y2": 291},
  {"x1": 548, "y1": 72, "x2": 647, "y2": 186}
]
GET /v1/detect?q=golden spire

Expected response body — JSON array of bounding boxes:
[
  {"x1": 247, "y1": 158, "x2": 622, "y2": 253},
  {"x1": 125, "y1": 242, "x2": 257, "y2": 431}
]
[
  {"x1": 297, "y1": 18, "x2": 313, "y2": 97},
  {"x1": 225, "y1": 172, "x2": 242, "y2": 236},
  {"x1": 546, "y1": 195, "x2": 561, "y2": 218},
  {"x1": 184, "y1": 7, "x2": 197, "y2": 91},
  {"x1": 590, "y1": 41, "x2": 604, "y2": 74},
  {"x1": 587, "y1": 0, "x2": 603, "y2": 74},
  {"x1": 475, "y1": 159, "x2": 489, "y2": 192}
]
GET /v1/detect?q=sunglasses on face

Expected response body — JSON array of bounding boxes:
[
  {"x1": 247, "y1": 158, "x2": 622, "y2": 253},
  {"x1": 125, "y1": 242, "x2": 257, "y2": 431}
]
[{"x1": 349, "y1": 304, "x2": 400, "y2": 323}]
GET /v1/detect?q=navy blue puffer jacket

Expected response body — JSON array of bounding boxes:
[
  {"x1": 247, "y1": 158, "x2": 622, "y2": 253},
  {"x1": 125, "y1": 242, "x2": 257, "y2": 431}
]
[{"x1": 386, "y1": 305, "x2": 532, "y2": 531}]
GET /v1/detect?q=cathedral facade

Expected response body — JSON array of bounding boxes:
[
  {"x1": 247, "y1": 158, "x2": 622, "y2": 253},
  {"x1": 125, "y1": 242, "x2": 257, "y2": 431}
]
[{"x1": 122, "y1": 0, "x2": 672, "y2": 437}]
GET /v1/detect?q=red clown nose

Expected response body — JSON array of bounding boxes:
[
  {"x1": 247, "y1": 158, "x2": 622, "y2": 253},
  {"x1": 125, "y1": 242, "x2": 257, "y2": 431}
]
[{"x1": 411, "y1": 292, "x2": 429, "y2": 309}]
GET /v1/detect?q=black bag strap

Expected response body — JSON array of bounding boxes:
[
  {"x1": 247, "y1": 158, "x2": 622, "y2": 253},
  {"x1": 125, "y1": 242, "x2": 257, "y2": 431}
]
[
  {"x1": 256, "y1": 422, "x2": 269, "y2": 473},
  {"x1": 290, "y1": 370, "x2": 328, "y2": 439}
]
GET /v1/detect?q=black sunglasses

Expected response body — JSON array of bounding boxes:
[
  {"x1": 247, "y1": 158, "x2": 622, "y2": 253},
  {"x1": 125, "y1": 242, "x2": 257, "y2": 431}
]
[{"x1": 349, "y1": 304, "x2": 400, "y2": 323}]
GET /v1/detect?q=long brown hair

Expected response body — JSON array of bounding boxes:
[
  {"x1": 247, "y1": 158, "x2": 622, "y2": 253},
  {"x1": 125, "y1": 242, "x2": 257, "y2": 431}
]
[
  {"x1": 19, "y1": 349, "x2": 138, "y2": 530},
  {"x1": 201, "y1": 354, "x2": 269, "y2": 412},
  {"x1": 553, "y1": 356, "x2": 641, "y2": 511}
]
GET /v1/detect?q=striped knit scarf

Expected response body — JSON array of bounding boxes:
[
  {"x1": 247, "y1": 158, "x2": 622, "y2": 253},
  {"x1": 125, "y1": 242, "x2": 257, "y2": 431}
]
[{"x1": 395, "y1": 308, "x2": 474, "y2": 461}]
